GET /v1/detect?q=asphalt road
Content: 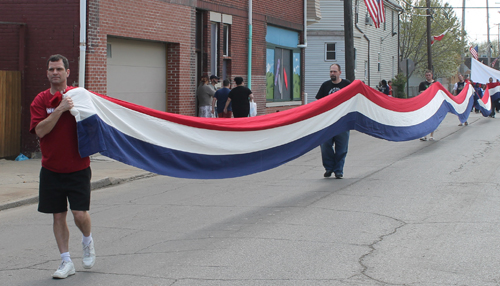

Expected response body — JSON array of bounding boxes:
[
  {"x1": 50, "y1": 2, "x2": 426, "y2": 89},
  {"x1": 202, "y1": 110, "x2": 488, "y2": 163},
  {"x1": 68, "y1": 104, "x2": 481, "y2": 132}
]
[{"x1": 2, "y1": 113, "x2": 500, "y2": 286}]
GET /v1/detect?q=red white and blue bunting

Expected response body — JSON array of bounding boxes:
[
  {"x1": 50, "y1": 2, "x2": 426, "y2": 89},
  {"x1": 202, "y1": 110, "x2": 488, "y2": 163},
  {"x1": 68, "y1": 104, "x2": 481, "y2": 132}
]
[{"x1": 67, "y1": 79, "x2": 490, "y2": 179}]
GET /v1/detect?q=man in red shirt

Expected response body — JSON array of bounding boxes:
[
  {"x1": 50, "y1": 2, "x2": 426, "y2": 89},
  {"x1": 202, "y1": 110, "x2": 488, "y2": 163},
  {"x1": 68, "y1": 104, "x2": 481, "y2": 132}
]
[{"x1": 30, "y1": 54, "x2": 95, "y2": 279}]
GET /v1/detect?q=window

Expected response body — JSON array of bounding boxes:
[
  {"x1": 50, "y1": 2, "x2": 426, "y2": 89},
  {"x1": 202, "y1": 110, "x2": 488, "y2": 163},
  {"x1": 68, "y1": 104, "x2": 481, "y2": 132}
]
[
  {"x1": 195, "y1": 10, "x2": 203, "y2": 82},
  {"x1": 210, "y1": 22, "x2": 219, "y2": 76},
  {"x1": 265, "y1": 26, "x2": 301, "y2": 102},
  {"x1": 365, "y1": 12, "x2": 373, "y2": 26},
  {"x1": 378, "y1": 52, "x2": 381, "y2": 72},
  {"x1": 325, "y1": 43, "x2": 336, "y2": 61},
  {"x1": 107, "y1": 44, "x2": 112, "y2": 58},
  {"x1": 354, "y1": 48, "x2": 357, "y2": 70},
  {"x1": 223, "y1": 24, "x2": 230, "y2": 56},
  {"x1": 274, "y1": 48, "x2": 292, "y2": 101},
  {"x1": 266, "y1": 47, "x2": 301, "y2": 102}
]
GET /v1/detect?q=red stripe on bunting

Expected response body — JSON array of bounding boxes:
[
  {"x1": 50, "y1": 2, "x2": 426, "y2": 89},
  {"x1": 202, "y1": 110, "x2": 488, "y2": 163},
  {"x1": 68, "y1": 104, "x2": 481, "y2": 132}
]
[{"x1": 90, "y1": 80, "x2": 460, "y2": 132}]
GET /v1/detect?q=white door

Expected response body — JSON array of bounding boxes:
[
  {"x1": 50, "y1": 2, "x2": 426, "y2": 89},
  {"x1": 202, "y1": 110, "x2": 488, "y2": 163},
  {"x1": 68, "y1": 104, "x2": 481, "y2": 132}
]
[{"x1": 107, "y1": 37, "x2": 167, "y2": 111}]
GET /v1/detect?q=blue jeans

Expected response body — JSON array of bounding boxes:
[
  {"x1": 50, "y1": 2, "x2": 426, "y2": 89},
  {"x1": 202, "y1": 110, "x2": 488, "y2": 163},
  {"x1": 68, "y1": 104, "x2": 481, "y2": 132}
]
[{"x1": 320, "y1": 131, "x2": 350, "y2": 175}]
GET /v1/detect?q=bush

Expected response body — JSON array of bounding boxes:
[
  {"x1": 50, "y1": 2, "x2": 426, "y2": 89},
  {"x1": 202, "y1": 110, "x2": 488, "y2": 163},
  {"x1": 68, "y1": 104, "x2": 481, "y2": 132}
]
[{"x1": 392, "y1": 73, "x2": 407, "y2": 98}]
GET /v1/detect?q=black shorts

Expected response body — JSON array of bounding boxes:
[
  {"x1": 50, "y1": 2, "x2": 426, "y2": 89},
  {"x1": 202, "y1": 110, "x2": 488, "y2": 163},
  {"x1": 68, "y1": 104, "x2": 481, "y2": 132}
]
[{"x1": 38, "y1": 167, "x2": 92, "y2": 213}]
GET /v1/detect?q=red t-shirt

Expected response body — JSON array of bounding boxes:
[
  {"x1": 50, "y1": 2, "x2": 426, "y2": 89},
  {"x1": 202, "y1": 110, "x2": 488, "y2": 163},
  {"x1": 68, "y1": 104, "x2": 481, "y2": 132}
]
[{"x1": 30, "y1": 87, "x2": 90, "y2": 173}]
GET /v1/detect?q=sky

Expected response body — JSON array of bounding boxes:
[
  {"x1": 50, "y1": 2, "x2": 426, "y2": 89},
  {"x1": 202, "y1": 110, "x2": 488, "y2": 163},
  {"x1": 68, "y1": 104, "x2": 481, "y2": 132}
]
[{"x1": 445, "y1": 0, "x2": 500, "y2": 45}]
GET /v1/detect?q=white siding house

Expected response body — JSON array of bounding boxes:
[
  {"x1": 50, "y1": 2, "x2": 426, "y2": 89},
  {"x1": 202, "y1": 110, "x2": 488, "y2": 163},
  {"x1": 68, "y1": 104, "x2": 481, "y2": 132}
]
[{"x1": 305, "y1": 0, "x2": 402, "y2": 102}]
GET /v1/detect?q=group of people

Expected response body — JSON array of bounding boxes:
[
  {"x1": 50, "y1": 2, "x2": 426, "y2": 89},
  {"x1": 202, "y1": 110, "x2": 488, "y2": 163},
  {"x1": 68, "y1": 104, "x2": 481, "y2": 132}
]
[
  {"x1": 196, "y1": 75, "x2": 254, "y2": 118},
  {"x1": 452, "y1": 74, "x2": 500, "y2": 119},
  {"x1": 314, "y1": 66, "x2": 500, "y2": 181},
  {"x1": 418, "y1": 70, "x2": 500, "y2": 142},
  {"x1": 378, "y1": 80, "x2": 393, "y2": 96},
  {"x1": 33, "y1": 53, "x2": 500, "y2": 280}
]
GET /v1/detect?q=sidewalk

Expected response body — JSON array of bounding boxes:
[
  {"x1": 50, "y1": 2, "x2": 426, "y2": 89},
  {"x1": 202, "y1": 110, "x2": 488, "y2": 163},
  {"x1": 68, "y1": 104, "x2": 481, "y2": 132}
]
[{"x1": 0, "y1": 154, "x2": 155, "y2": 211}]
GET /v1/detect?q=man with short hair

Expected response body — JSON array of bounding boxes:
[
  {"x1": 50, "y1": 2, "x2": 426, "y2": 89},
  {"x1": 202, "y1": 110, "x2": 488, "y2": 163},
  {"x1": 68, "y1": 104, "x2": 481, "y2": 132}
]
[
  {"x1": 212, "y1": 79, "x2": 232, "y2": 118},
  {"x1": 453, "y1": 74, "x2": 468, "y2": 126},
  {"x1": 487, "y1": 77, "x2": 498, "y2": 117},
  {"x1": 453, "y1": 74, "x2": 465, "y2": 96},
  {"x1": 418, "y1": 69, "x2": 434, "y2": 93},
  {"x1": 419, "y1": 70, "x2": 436, "y2": 140},
  {"x1": 209, "y1": 75, "x2": 219, "y2": 91},
  {"x1": 224, "y1": 77, "x2": 254, "y2": 118},
  {"x1": 30, "y1": 54, "x2": 96, "y2": 279},
  {"x1": 315, "y1": 64, "x2": 351, "y2": 179}
]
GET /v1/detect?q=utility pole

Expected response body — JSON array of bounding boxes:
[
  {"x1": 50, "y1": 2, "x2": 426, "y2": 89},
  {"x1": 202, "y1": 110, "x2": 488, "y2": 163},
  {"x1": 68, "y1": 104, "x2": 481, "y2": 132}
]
[
  {"x1": 344, "y1": 0, "x2": 355, "y2": 81},
  {"x1": 426, "y1": 0, "x2": 432, "y2": 71},
  {"x1": 460, "y1": 0, "x2": 465, "y2": 75},
  {"x1": 487, "y1": 0, "x2": 491, "y2": 66}
]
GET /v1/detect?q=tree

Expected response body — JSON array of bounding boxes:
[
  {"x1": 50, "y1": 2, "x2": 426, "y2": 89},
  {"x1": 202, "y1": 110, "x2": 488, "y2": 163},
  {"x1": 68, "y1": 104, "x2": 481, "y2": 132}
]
[
  {"x1": 392, "y1": 73, "x2": 408, "y2": 98},
  {"x1": 398, "y1": 0, "x2": 465, "y2": 79}
]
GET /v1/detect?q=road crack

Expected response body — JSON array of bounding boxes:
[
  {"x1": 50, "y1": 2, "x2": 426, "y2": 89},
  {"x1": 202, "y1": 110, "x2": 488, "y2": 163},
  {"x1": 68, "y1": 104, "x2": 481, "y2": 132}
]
[{"x1": 358, "y1": 213, "x2": 407, "y2": 285}]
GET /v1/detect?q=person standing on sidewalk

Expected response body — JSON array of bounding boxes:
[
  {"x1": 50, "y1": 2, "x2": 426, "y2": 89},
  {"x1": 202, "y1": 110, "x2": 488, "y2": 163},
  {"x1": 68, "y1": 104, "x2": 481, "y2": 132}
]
[
  {"x1": 379, "y1": 80, "x2": 390, "y2": 95},
  {"x1": 209, "y1": 75, "x2": 219, "y2": 91},
  {"x1": 197, "y1": 75, "x2": 215, "y2": 118},
  {"x1": 419, "y1": 70, "x2": 436, "y2": 141},
  {"x1": 212, "y1": 79, "x2": 232, "y2": 118},
  {"x1": 29, "y1": 54, "x2": 96, "y2": 279},
  {"x1": 388, "y1": 80, "x2": 393, "y2": 96},
  {"x1": 224, "y1": 77, "x2": 254, "y2": 118},
  {"x1": 315, "y1": 63, "x2": 351, "y2": 179}
]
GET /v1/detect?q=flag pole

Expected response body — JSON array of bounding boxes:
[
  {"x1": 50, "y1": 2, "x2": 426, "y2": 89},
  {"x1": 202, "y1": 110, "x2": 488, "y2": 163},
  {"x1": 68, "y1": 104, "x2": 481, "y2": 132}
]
[
  {"x1": 487, "y1": 0, "x2": 491, "y2": 67},
  {"x1": 460, "y1": 0, "x2": 465, "y2": 75}
]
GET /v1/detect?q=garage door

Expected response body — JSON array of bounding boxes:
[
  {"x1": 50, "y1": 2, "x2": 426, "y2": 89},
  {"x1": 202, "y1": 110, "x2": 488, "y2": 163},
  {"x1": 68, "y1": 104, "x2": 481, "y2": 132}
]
[{"x1": 107, "y1": 37, "x2": 167, "y2": 111}]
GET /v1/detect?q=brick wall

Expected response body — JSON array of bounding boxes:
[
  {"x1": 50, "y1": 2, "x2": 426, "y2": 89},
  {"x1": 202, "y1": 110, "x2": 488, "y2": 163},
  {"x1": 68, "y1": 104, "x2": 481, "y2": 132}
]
[
  {"x1": 87, "y1": 0, "x2": 197, "y2": 115},
  {"x1": 0, "y1": 24, "x2": 20, "y2": 71},
  {"x1": 0, "y1": 0, "x2": 80, "y2": 155}
]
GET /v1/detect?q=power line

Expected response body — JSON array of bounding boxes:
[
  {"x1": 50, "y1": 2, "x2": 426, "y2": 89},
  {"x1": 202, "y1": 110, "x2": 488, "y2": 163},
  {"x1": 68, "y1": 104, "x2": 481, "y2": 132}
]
[{"x1": 414, "y1": 6, "x2": 500, "y2": 9}]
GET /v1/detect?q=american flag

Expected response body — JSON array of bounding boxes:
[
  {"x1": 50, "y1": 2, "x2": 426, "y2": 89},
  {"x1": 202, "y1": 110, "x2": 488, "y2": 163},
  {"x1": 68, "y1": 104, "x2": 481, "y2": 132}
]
[
  {"x1": 492, "y1": 55, "x2": 500, "y2": 67},
  {"x1": 365, "y1": 0, "x2": 385, "y2": 28},
  {"x1": 470, "y1": 45, "x2": 479, "y2": 60}
]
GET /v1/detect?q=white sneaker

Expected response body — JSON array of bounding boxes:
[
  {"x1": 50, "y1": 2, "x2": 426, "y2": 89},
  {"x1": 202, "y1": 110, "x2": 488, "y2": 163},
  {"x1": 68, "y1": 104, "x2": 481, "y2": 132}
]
[
  {"x1": 82, "y1": 240, "x2": 96, "y2": 269},
  {"x1": 52, "y1": 261, "x2": 75, "y2": 279}
]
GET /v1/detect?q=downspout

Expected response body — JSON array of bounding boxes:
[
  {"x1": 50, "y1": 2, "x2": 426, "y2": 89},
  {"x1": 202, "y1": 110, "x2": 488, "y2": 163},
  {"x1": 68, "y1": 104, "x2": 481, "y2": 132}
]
[
  {"x1": 354, "y1": 0, "x2": 370, "y2": 86},
  {"x1": 297, "y1": 0, "x2": 308, "y2": 48},
  {"x1": 79, "y1": 0, "x2": 86, "y2": 88},
  {"x1": 398, "y1": 11, "x2": 401, "y2": 81},
  {"x1": 247, "y1": 0, "x2": 252, "y2": 89}
]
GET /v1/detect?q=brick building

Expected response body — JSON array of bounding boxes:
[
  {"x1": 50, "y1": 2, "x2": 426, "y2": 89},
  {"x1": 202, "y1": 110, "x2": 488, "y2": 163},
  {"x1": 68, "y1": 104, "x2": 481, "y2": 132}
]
[{"x1": 0, "y1": 0, "x2": 305, "y2": 157}]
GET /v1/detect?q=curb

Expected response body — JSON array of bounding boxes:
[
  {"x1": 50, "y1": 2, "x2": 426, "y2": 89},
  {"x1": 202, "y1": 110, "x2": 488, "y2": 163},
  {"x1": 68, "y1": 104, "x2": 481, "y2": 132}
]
[
  {"x1": 89, "y1": 172, "x2": 156, "y2": 190},
  {"x1": 0, "y1": 172, "x2": 157, "y2": 212}
]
